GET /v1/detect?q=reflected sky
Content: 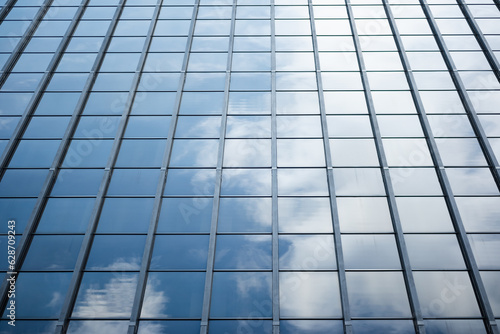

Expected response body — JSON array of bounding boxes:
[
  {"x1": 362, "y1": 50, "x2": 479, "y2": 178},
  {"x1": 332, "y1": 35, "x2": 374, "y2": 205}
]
[
  {"x1": 279, "y1": 235, "x2": 336, "y2": 270},
  {"x1": 347, "y1": 272, "x2": 412, "y2": 317},
  {"x1": 278, "y1": 168, "x2": 329, "y2": 196},
  {"x1": 278, "y1": 197, "x2": 333, "y2": 233},
  {"x1": 414, "y1": 271, "x2": 481, "y2": 318},
  {"x1": 280, "y1": 320, "x2": 343, "y2": 334},
  {"x1": 215, "y1": 235, "x2": 272, "y2": 269},
  {"x1": 4, "y1": 273, "x2": 72, "y2": 318},
  {"x1": 73, "y1": 273, "x2": 138, "y2": 319},
  {"x1": 337, "y1": 197, "x2": 393, "y2": 233},
  {"x1": 141, "y1": 272, "x2": 205, "y2": 318},
  {"x1": 218, "y1": 197, "x2": 271, "y2": 232},
  {"x1": 210, "y1": 272, "x2": 272, "y2": 317},
  {"x1": 455, "y1": 197, "x2": 500, "y2": 232},
  {"x1": 67, "y1": 321, "x2": 128, "y2": 334},
  {"x1": 138, "y1": 321, "x2": 200, "y2": 334},
  {"x1": 280, "y1": 272, "x2": 342, "y2": 318},
  {"x1": 352, "y1": 320, "x2": 415, "y2": 334}
]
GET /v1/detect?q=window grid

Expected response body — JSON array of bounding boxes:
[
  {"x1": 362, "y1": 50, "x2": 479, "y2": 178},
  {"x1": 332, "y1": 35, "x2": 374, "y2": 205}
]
[{"x1": 0, "y1": 0, "x2": 499, "y2": 333}]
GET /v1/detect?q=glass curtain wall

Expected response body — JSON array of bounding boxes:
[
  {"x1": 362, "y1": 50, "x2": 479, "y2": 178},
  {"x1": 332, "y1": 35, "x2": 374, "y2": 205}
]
[{"x1": 0, "y1": 0, "x2": 499, "y2": 333}]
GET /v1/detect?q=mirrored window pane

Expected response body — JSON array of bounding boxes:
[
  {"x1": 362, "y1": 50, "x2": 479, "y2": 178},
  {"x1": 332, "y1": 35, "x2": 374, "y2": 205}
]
[
  {"x1": 86, "y1": 235, "x2": 146, "y2": 271},
  {"x1": 279, "y1": 235, "x2": 336, "y2": 270},
  {"x1": 210, "y1": 272, "x2": 272, "y2": 317},
  {"x1": 347, "y1": 272, "x2": 412, "y2": 318},
  {"x1": 157, "y1": 197, "x2": 213, "y2": 232},
  {"x1": 151, "y1": 235, "x2": 209, "y2": 269},
  {"x1": 141, "y1": 272, "x2": 205, "y2": 318},
  {"x1": 278, "y1": 197, "x2": 333, "y2": 233},
  {"x1": 215, "y1": 235, "x2": 272, "y2": 269},
  {"x1": 414, "y1": 272, "x2": 481, "y2": 318},
  {"x1": 280, "y1": 272, "x2": 342, "y2": 318},
  {"x1": 218, "y1": 197, "x2": 272, "y2": 232}
]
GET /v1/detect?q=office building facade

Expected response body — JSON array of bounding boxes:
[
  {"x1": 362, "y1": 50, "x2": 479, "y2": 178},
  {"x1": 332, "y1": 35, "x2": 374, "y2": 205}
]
[{"x1": 0, "y1": 0, "x2": 499, "y2": 333}]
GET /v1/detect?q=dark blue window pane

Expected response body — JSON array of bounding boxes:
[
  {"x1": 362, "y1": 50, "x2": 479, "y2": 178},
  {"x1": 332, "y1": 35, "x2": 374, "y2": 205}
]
[
  {"x1": 0, "y1": 198, "x2": 36, "y2": 233},
  {"x1": 74, "y1": 116, "x2": 120, "y2": 139},
  {"x1": 0, "y1": 321, "x2": 56, "y2": 333},
  {"x1": 86, "y1": 235, "x2": 147, "y2": 270},
  {"x1": 280, "y1": 320, "x2": 343, "y2": 334},
  {"x1": 23, "y1": 235, "x2": 83, "y2": 270},
  {"x1": 9, "y1": 140, "x2": 60, "y2": 167},
  {"x1": 116, "y1": 139, "x2": 166, "y2": 167},
  {"x1": 83, "y1": 92, "x2": 129, "y2": 115},
  {"x1": 215, "y1": 235, "x2": 272, "y2": 269},
  {"x1": 23, "y1": 117, "x2": 71, "y2": 139},
  {"x1": 211, "y1": 272, "x2": 272, "y2": 317},
  {"x1": 0, "y1": 169, "x2": 48, "y2": 197},
  {"x1": 352, "y1": 320, "x2": 416, "y2": 334},
  {"x1": 0, "y1": 93, "x2": 32, "y2": 115},
  {"x1": 164, "y1": 169, "x2": 216, "y2": 196},
  {"x1": 209, "y1": 321, "x2": 272, "y2": 334},
  {"x1": 157, "y1": 197, "x2": 213, "y2": 232},
  {"x1": 51, "y1": 169, "x2": 104, "y2": 196},
  {"x1": 2, "y1": 273, "x2": 72, "y2": 318},
  {"x1": 138, "y1": 321, "x2": 200, "y2": 334},
  {"x1": 108, "y1": 169, "x2": 160, "y2": 196},
  {"x1": 35, "y1": 93, "x2": 81, "y2": 115},
  {"x1": 37, "y1": 198, "x2": 95, "y2": 233},
  {"x1": 150, "y1": 235, "x2": 209, "y2": 269},
  {"x1": 141, "y1": 272, "x2": 205, "y2": 318},
  {"x1": 62, "y1": 139, "x2": 114, "y2": 168},
  {"x1": 72, "y1": 273, "x2": 139, "y2": 318},
  {"x1": 97, "y1": 198, "x2": 154, "y2": 233},
  {"x1": 218, "y1": 197, "x2": 272, "y2": 232}
]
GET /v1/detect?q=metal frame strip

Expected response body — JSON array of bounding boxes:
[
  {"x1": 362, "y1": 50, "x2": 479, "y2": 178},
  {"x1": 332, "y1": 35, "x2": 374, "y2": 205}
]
[
  {"x1": 0, "y1": 0, "x2": 55, "y2": 88},
  {"x1": 0, "y1": 0, "x2": 92, "y2": 317},
  {"x1": 343, "y1": 1, "x2": 425, "y2": 332},
  {"x1": 308, "y1": 2, "x2": 353, "y2": 333},
  {"x1": 200, "y1": 2, "x2": 236, "y2": 333},
  {"x1": 125, "y1": 1, "x2": 200, "y2": 333},
  {"x1": 419, "y1": 0, "x2": 500, "y2": 188}
]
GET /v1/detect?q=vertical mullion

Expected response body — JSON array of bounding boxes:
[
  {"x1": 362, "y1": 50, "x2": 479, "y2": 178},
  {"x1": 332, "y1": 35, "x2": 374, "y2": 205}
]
[
  {"x1": 199, "y1": 1, "x2": 236, "y2": 333},
  {"x1": 307, "y1": 2, "x2": 352, "y2": 334},
  {"x1": 125, "y1": 1, "x2": 198, "y2": 333},
  {"x1": 0, "y1": 0, "x2": 88, "y2": 175},
  {"x1": 456, "y1": 0, "x2": 500, "y2": 81},
  {"x1": 45, "y1": 0, "x2": 133, "y2": 331},
  {"x1": 387, "y1": 2, "x2": 500, "y2": 334},
  {"x1": 344, "y1": 1, "x2": 425, "y2": 333},
  {"x1": 270, "y1": 1, "x2": 279, "y2": 334},
  {"x1": 419, "y1": 0, "x2": 500, "y2": 189},
  {"x1": 0, "y1": 0, "x2": 18, "y2": 22},
  {"x1": 0, "y1": 0, "x2": 55, "y2": 88},
  {"x1": 0, "y1": 0, "x2": 92, "y2": 317}
]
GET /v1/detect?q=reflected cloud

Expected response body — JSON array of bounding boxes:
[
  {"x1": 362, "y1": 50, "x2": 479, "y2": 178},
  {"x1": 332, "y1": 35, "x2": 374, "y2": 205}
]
[{"x1": 73, "y1": 273, "x2": 138, "y2": 318}]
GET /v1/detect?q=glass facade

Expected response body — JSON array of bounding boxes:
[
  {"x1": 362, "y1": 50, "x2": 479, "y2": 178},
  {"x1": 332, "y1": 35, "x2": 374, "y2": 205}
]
[{"x1": 0, "y1": 0, "x2": 499, "y2": 333}]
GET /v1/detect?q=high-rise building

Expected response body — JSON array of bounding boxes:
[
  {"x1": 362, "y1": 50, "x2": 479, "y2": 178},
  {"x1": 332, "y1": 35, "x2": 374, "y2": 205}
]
[{"x1": 0, "y1": 0, "x2": 499, "y2": 333}]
